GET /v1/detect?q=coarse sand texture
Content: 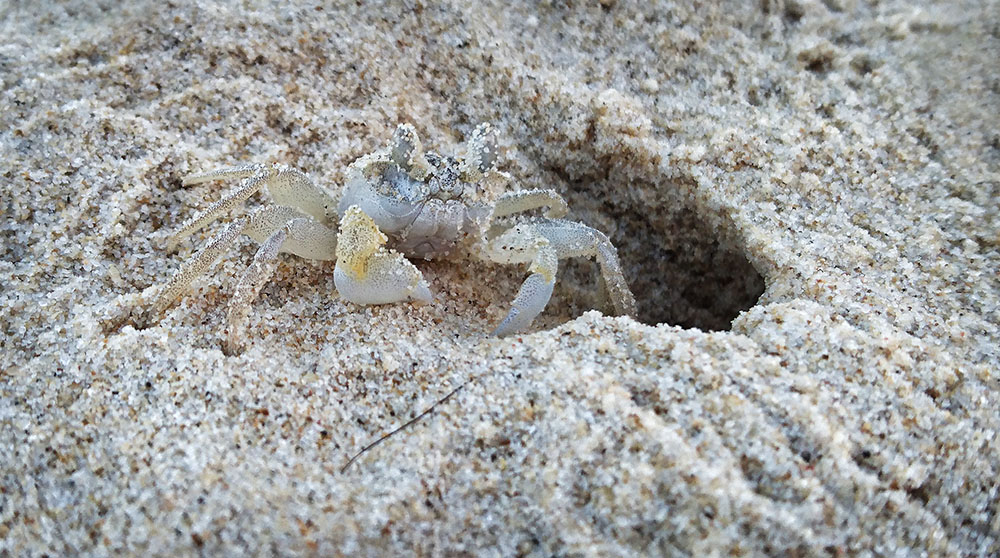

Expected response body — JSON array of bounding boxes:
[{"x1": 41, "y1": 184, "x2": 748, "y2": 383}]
[{"x1": 2, "y1": 1, "x2": 998, "y2": 556}]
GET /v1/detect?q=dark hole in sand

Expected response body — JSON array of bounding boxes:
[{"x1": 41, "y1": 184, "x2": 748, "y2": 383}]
[{"x1": 537, "y1": 169, "x2": 765, "y2": 332}]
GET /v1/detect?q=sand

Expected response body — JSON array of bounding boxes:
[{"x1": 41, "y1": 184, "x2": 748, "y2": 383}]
[{"x1": 2, "y1": 0, "x2": 998, "y2": 555}]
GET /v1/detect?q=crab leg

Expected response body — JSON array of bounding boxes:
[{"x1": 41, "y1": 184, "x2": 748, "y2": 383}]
[
  {"x1": 228, "y1": 213, "x2": 339, "y2": 353},
  {"x1": 224, "y1": 227, "x2": 287, "y2": 354},
  {"x1": 484, "y1": 224, "x2": 559, "y2": 336},
  {"x1": 264, "y1": 168, "x2": 338, "y2": 225},
  {"x1": 226, "y1": 214, "x2": 337, "y2": 346},
  {"x1": 222, "y1": 218, "x2": 332, "y2": 354},
  {"x1": 153, "y1": 217, "x2": 249, "y2": 315},
  {"x1": 492, "y1": 189, "x2": 569, "y2": 220},
  {"x1": 168, "y1": 172, "x2": 270, "y2": 249},
  {"x1": 594, "y1": 232, "x2": 638, "y2": 318},
  {"x1": 170, "y1": 166, "x2": 337, "y2": 249},
  {"x1": 492, "y1": 253, "x2": 557, "y2": 337},
  {"x1": 485, "y1": 218, "x2": 637, "y2": 336},
  {"x1": 153, "y1": 205, "x2": 336, "y2": 316},
  {"x1": 533, "y1": 219, "x2": 637, "y2": 318},
  {"x1": 181, "y1": 163, "x2": 267, "y2": 186}
]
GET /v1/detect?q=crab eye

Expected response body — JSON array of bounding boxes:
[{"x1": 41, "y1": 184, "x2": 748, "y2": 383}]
[
  {"x1": 390, "y1": 124, "x2": 420, "y2": 170},
  {"x1": 471, "y1": 123, "x2": 498, "y2": 172}
]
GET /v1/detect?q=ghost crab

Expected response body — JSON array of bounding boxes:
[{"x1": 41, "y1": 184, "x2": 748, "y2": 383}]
[{"x1": 151, "y1": 123, "x2": 637, "y2": 353}]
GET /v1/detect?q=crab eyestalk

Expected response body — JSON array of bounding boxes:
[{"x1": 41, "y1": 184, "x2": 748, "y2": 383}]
[
  {"x1": 460, "y1": 123, "x2": 499, "y2": 181},
  {"x1": 390, "y1": 123, "x2": 430, "y2": 180}
]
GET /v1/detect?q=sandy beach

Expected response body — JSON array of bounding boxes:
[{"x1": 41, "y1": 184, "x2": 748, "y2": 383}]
[{"x1": 2, "y1": 0, "x2": 998, "y2": 555}]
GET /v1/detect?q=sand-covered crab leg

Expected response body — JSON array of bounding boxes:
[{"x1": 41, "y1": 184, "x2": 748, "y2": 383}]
[
  {"x1": 152, "y1": 204, "x2": 339, "y2": 352},
  {"x1": 170, "y1": 165, "x2": 336, "y2": 249},
  {"x1": 485, "y1": 218, "x2": 637, "y2": 336}
]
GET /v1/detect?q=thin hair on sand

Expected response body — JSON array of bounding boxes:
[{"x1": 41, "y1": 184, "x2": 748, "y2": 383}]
[{"x1": 341, "y1": 380, "x2": 470, "y2": 473}]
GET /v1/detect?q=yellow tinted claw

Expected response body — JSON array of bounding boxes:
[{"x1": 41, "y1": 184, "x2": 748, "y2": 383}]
[{"x1": 334, "y1": 205, "x2": 432, "y2": 305}]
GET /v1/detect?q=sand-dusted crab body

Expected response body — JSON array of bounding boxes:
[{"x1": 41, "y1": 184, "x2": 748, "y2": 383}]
[{"x1": 151, "y1": 124, "x2": 636, "y2": 353}]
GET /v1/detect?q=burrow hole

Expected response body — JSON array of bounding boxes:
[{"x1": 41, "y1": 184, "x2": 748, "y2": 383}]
[{"x1": 537, "y1": 165, "x2": 765, "y2": 332}]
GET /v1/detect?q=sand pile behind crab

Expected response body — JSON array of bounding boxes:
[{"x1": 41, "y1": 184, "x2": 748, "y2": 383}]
[{"x1": 2, "y1": 0, "x2": 998, "y2": 556}]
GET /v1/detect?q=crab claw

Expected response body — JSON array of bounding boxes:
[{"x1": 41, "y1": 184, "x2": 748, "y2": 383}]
[{"x1": 334, "y1": 205, "x2": 432, "y2": 305}]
